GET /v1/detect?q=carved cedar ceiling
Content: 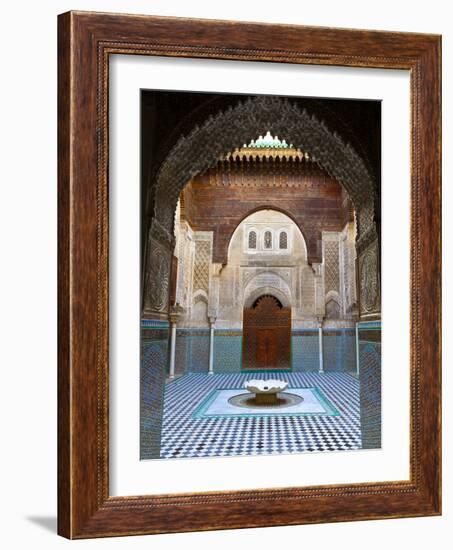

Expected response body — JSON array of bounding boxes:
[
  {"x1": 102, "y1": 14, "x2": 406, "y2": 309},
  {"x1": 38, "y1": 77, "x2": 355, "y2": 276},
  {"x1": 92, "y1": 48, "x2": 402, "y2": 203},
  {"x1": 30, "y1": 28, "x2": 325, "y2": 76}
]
[
  {"x1": 153, "y1": 95, "x2": 378, "y2": 251},
  {"x1": 182, "y1": 157, "x2": 352, "y2": 265}
]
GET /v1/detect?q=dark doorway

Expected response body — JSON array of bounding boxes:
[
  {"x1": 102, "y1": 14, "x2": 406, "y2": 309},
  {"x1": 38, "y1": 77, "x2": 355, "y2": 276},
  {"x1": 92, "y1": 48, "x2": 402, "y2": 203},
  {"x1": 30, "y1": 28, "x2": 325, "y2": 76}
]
[{"x1": 242, "y1": 295, "x2": 291, "y2": 370}]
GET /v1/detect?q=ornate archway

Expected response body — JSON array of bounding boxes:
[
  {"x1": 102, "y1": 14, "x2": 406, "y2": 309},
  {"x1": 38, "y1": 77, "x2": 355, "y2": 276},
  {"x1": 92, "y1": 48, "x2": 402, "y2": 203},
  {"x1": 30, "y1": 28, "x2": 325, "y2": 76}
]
[
  {"x1": 226, "y1": 204, "x2": 309, "y2": 265},
  {"x1": 143, "y1": 95, "x2": 379, "y2": 321}
]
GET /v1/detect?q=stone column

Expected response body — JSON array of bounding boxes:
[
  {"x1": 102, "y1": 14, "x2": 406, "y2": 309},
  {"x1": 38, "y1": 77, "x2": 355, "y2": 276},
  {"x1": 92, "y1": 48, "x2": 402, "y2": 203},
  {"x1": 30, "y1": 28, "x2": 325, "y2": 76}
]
[
  {"x1": 312, "y1": 262, "x2": 325, "y2": 317},
  {"x1": 355, "y1": 322, "x2": 360, "y2": 377},
  {"x1": 318, "y1": 317, "x2": 324, "y2": 374},
  {"x1": 209, "y1": 263, "x2": 222, "y2": 314},
  {"x1": 168, "y1": 315, "x2": 178, "y2": 379},
  {"x1": 208, "y1": 264, "x2": 221, "y2": 376},
  {"x1": 168, "y1": 306, "x2": 184, "y2": 379},
  {"x1": 208, "y1": 316, "x2": 216, "y2": 375}
]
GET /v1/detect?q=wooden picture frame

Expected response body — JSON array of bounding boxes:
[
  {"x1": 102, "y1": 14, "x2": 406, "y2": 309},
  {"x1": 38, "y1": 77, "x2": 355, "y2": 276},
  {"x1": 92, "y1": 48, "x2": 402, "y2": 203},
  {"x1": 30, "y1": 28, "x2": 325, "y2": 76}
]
[{"x1": 58, "y1": 10, "x2": 441, "y2": 539}]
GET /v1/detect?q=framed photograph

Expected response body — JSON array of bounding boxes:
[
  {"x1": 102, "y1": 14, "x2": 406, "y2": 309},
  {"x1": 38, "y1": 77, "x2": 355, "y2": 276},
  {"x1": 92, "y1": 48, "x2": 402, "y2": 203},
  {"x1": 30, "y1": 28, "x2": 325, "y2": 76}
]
[{"x1": 58, "y1": 11, "x2": 441, "y2": 538}]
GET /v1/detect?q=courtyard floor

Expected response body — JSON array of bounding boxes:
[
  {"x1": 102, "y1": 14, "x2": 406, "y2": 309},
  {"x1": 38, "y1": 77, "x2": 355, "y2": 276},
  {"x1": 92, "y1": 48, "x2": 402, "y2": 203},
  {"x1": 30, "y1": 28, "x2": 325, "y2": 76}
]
[{"x1": 159, "y1": 372, "x2": 361, "y2": 459}]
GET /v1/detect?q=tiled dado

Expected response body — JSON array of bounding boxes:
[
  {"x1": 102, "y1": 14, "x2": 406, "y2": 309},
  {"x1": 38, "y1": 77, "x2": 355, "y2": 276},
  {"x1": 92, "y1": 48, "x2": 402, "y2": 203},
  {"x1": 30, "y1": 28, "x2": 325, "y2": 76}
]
[
  {"x1": 176, "y1": 329, "x2": 244, "y2": 374},
  {"x1": 292, "y1": 328, "x2": 356, "y2": 372},
  {"x1": 291, "y1": 330, "x2": 319, "y2": 371},
  {"x1": 140, "y1": 319, "x2": 169, "y2": 459},
  {"x1": 141, "y1": 319, "x2": 170, "y2": 355},
  {"x1": 321, "y1": 329, "x2": 356, "y2": 373},
  {"x1": 358, "y1": 320, "x2": 381, "y2": 449},
  {"x1": 169, "y1": 327, "x2": 358, "y2": 374},
  {"x1": 176, "y1": 329, "x2": 210, "y2": 374},
  {"x1": 213, "y1": 330, "x2": 243, "y2": 373}
]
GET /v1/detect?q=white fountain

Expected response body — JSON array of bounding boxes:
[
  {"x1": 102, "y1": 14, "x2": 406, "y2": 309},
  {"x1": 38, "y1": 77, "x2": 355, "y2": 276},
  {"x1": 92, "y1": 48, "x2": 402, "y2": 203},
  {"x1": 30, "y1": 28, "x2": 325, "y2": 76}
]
[{"x1": 244, "y1": 379, "x2": 288, "y2": 405}]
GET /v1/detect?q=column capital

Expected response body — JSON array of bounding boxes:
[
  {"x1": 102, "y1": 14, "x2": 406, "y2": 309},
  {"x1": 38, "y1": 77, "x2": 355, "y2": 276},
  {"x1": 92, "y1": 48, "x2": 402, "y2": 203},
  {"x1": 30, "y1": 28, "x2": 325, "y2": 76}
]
[
  {"x1": 169, "y1": 304, "x2": 184, "y2": 324},
  {"x1": 311, "y1": 262, "x2": 323, "y2": 278},
  {"x1": 211, "y1": 263, "x2": 223, "y2": 277},
  {"x1": 208, "y1": 317, "x2": 216, "y2": 374},
  {"x1": 318, "y1": 320, "x2": 324, "y2": 374}
]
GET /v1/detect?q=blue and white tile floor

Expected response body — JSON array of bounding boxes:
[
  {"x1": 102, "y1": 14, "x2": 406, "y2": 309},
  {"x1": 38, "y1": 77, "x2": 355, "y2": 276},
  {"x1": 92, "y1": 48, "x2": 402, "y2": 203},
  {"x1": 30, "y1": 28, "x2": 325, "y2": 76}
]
[{"x1": 159, "y1": 372, "x2": 361, "y2": 459}]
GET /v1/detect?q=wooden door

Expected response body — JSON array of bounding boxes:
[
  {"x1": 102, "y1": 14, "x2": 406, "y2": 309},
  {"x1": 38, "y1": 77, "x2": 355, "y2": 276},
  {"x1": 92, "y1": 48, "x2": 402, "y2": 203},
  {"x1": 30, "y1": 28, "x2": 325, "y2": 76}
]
[
  {"x1": 242, "y1": 295, "x2": 291, "y2": 370},
  {"x1": 256, "y1": 328, "x2": 278, "y2": 367}
]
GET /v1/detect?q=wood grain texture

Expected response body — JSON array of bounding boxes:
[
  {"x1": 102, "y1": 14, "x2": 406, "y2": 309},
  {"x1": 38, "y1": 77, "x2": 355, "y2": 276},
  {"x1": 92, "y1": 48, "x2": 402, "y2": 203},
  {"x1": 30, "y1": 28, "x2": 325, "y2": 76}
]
[
  {"x1": 183, "y1": 163, "x2": 348, "y2": 265},
  {"x1": 243, "y1": 297, "x2": 291, "y2": 370},
  {"x1": 57, "y1": 11, "x2": 71, "y2": 538},
  {"x1": 57, "y1": 10, "x2": 441, "y2": 539}
]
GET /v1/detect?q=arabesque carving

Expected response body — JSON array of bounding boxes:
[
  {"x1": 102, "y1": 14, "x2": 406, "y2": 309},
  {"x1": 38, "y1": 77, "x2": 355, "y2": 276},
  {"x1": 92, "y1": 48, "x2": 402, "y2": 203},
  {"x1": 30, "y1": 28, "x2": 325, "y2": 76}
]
[
  {"x1": 359, "y1": 240, "x2": 380, "y2": 316},
  {"x1": 153, "y1": 96, "x2": 377, "y2": 239},
  {"x1": 144, "y1": 95, "x2": 379, "y2": 318}
]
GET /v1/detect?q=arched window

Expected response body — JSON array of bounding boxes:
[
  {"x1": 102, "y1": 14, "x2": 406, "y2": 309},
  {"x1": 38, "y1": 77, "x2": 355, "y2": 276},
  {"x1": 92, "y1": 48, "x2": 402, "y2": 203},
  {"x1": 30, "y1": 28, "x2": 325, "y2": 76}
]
[
  {"x1": 279, "y1": 231, "x2": 288, "y2": 249},
  {"x1": 264, "y1": 230, "x2": 272, "y2": 249},
  {"x1": 248, "y1": 230, "x2": 257, "y2": 249}
]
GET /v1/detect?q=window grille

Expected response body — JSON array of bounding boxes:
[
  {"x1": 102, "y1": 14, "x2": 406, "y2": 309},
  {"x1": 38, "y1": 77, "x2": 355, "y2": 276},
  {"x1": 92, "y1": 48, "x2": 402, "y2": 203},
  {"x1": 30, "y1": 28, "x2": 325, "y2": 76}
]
[
  {"x1": 248, "y1": 230, "x2": 257, "y2": 249},
  {"x1": 279, "y1": 231, "x2": 288, "y2": 249}
]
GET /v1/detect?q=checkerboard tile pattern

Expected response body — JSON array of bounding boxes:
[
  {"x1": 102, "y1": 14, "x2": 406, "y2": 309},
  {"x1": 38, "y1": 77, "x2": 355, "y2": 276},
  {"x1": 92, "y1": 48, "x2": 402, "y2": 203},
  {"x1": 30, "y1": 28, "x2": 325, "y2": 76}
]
[{"x1": 159, "y1": 372, "x2": 362, "y2": 459}]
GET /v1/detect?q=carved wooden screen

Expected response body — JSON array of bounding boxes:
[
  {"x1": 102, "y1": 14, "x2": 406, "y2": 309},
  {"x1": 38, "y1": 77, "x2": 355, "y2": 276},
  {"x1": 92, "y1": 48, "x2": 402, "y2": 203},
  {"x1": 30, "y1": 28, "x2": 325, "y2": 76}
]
[{"x1": 242, "y1": 295, "x2": 291, "y2": 370}]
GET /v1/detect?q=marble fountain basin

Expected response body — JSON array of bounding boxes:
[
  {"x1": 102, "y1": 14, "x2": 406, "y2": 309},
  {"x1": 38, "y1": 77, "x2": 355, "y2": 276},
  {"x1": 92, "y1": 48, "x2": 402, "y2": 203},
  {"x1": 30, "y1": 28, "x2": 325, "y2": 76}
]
[{"x1": 244, "y1": 379, "x2": 288, "y2": 405}]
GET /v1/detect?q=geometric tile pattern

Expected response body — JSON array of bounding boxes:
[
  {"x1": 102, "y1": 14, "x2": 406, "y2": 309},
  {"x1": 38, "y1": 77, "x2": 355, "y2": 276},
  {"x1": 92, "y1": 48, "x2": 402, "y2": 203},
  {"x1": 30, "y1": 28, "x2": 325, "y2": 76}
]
[
  {"x1": 175, "y1": 329, "x2": 210, "y2": 373},
  {"x1": 291, "y1": 329, "x2": 356, "y2": 373},
  {"x1": 323, "y1": 330, "x2": 357, "y2": 372},
  {"x1": 212, "y1": 332, "x2": 243, "y2": 372},
  {"x1": 140, "y1": 321, "x2": 169, "y2": 459},
  {"x1": 343, "y1": 330, "x2": 358, "y2": 371},
  {"x1": 291, "y1": 331, "x2": 319, "y2": 371},
  {"x1": 157, "y1": 372, "x2": 362, "y2": 459},
  {"x1": 173, "y1": 329, "x2": 357, "y2": 374},
  {"x1": 359, "y1": 339, "x2": 382, "y2": 449}
]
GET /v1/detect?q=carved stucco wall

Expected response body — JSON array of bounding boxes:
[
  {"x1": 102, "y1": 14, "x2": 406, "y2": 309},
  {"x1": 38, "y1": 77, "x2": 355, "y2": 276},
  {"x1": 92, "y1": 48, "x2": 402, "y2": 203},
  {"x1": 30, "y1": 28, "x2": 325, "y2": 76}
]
[
  {"x1": 324, "y1": 238, "x2": 340, "y2": 295},
  {"x1": 322, "y1": 224, "x2": 358, "y2": 325},
  {"x1": 216, "y1": 211, "x2": 312, "y2": 329},
  {"x1": 154, "y1": 96, "x2": 375, "y2": 237},
  {"x1": 143, "y1": 96, "x2": 380, "y2": 321},
  {"x1": 143, "y1": 219, "x2": 174, "y2": 318},
  {"x1": 359, "y1": 239, "x2": 381, "y2": 319},
  {"x1": 174, "y1": 219, "x2": 194, "y2": 310},
  {"x1": 340, "y1": 221, "x2": 358, "y2": 315},
  {"x1": 173, "y1": 210, "x2": 359, "y2": 330},
  {"x1": 192, "y1": 236, "x2": 211, "y2": 297},
  {"x1": 140, "y1": 96, "x2": 379, "y2": 459}
]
